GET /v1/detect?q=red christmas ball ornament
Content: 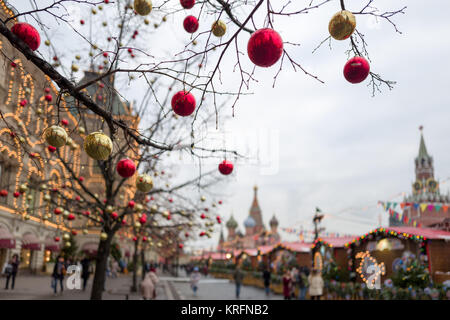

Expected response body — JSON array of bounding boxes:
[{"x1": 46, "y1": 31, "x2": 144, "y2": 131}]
[
  {"x1": 111, "y1": 212, "x2": 118, "y2": 219},
  {"x1": 44, "y1": 88, "x2": 51, "y2": 93},
  {"x1": 218, "y1": 200, "x2": 223, "y2": 205},
  {"x1": 205, "y1": 208, "x2": 209, "y2": 212},
  {"x1": 183, "y1": 15, "x2": 199, "y2": 33},
  {"x1": 54, "y1": 208, "x2": 62, "y2": 215},
  {"x1": 67, "y1": 213, "x2": 75, "y2": 221},
  {"x1": 180, "y1": 0, "x2": 195, "y2": 9},
  {"x1": 80, "y1": 20, "x2": 85, "y2": 25},
  {"x1": 54, "y1": 236, "x2": 60, "y2": 242},
  {"x1": 122, "y1": 219, "x2": 127, "y2": 225},
  {"x1": 44, "y1": 94, "x2": 52, "y2": 102},
  {"x1": 0, "y1": 190, "x2": 8, "y2": 197},
  {"x1": 178, "y1": 243, "x2": 184, "y2": 249},
  {"x1": 218, "y1": 160, "x2": 233, "y2": 175},
  {"x1": 247, "y1": 28, "x2": 283, "y2": 68},
  {"x1": 13, "y1": 192, "x2": 20, "y2": 198},
  {"x1": 71, "y1": 230, "x2": 78, "y2": 236},
  {"x1": 169, "y1": 198, "x2": 173, "y2": 203},
  {"x1": 103, "y1": 52, "x2": 108, "y2": 57},
  {"x1": 83, "y1": 210, "x2": 91, "y2": 216},
  {"x1": 185, "y1": 232, "x2": 189, "y2": 237},
  {"x1": 199, "y1": 231, "x2": 206, "y2": 237},
  {"x1": 139, "y1": 214, "x2": 147, "y2": 224},
  {"x1": 128, "y1": 200, "x2": 135, "y2": 208},
  {"x1": 133, "y1": 236, "x2": 138, "y2": 242},
  {"x1": 61, "y1": 119, "x2": 69, "y2": 126},
  {"x1": 10, "y1": 62, "x2": 17, "y2": 68},
  {"x1": 128, "y1": 48, "x2": 133, "y2": 53},
  {"x1": 150, "y1": 196, "x2": 154, "y2": 201},
  {"x1": 216, "y1": 216, "x2": 221, "y2": 223},
  {"x1": 20, "y1": 99, "x2": 27, "y2": 107},
  {"x1": 145, "y1": 196, "x2": 150, "y2": 203},
  {"x1": 116, "y1": 158, "x2": 136, "y2": 178},
  {"x1": 200, "y1": 213, "x2": 206, "y2": 219},
  {"x1": 99, "y1": 83, "x2": 105, "y2": 89},
  {"x1": 142, "y1": 236, "x2": 148, "y2": 242},
  {"x1": 171, "y1": 91, "x2": 196, "y2": 116},
  {"x1": 48, "y1": 146, "x2": 56, "y2": 153},
  {"x1": 103, "y1": 199, "x2": 107, "y2": 204},
  {"x1": 11, "y1": 23, "x2": 41, "y2": 51},
  {"x1": 104, "y1": 0, "x2": 109, "y2": 3},
  {"x1": 343, "y1": 56, "x2": 370, "y2": 84},
  {"x1": 75, "y1": 196, "x2": 81, "y2": 201},
  {"x1": 79, "y1": 176, "x2": 85, "y2": 182}
]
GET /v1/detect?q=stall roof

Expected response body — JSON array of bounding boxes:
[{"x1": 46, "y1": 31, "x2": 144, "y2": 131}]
[
  {"x1": 386, "y1": 226, "x2": 450, "y2": 240},
  {"x1": 276, "y1": 241, "x2": 312, "y2": 253}
]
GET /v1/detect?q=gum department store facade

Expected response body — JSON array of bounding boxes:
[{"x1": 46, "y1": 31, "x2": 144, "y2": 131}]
[{"x1": 0, "y1": 2, "x2": 146, "y2": 273}]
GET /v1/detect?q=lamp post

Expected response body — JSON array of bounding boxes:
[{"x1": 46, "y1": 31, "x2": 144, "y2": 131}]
[{"x1": 312, "y1": 207, "x2": 325, "y2": 268}]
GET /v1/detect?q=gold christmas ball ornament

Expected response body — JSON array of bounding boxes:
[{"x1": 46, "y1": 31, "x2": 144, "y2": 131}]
[
  {"x1": 44, "y1": 194, "x2": 51, "y2": 202},
  {"x1": 134, "y1": 222, "x2": 141, "y2": 229},
  {"x1": 45, "y1": 40, "x2": 50, "y2": 46},
  {"x1": 24, "y1": 214, "x2": 30, "y2": 221},
  {"x1": 19, "y1": 184, "x2": 28, "y2": 193},
  {"x1": 135, "y1": 203, "x2": 144, "y2": 212},
  {"x1": 71, "y1": 64, "x2": 79, "y2": 72},
  {"x1": 43, "y1": 125, "x2": 68, "y2": 148},
  {"x1": 162, "y1": 211, "x2": 169, "y2": 218},
  {"x1": 136, "y1": 174, "x2": 153, "y2": 192},
  {"x1": 78, "y1": 126, "x2": 86, "y2": 134},
  {"x1": 328, "y1": 10, "x2": 356, "y2": 40},
  {"x1": 134, "y1": 0, "x2": 152, "y2": 16},
  {"x1": 84, "y1": 131, "x2": 113, "y2": 160},
  {"x1": 27, "y1": 194, "x2": 33, "y2": 201},
  {"x1": 36, "y1": 108, "x2": 43, "y2": 115},
  {"x1": 75, "y1": 55, "x2": 81, "y2": 60},
  {"x1": 211, "y1": 20, "x2": 226, "y2": 37},
  {"x1": 63, "y1": 233, "x2": 70, "y2": 241},
  {"x1": 100, "y1": 232, "x2": 108, "y2": 241},
  {"x1": 64, "y1": 242, "x2": 71, "y2": 248},
  {"x1": 150, "y1": 205, "x2": 158, "y2": 213},
  {"x1": 200, "y1": 196, "x2": 206, "y2": 202},
  {"x1": 83, "y1": 229, "x2": 88, "y2": 235},
  {"x1": 144, "y1": 19, "x2": 150, "y2": 25},
  {"x1": 105, "y1": 205, "x2": 114, "y2": 213},
  {"x1": 63, "y1": 210, "x2": 69, "y2": 218}
]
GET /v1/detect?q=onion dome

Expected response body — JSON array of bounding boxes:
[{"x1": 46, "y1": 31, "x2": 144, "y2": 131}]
[
  {"x1": 226, "y1": 215, "x2": 238, "y2": 229},
  {"x1": 269, "y1": 214, "x2": 279, "y2": 227},
  {"x1": 244, "y1": 215, "x2": 256, "y2": 228}
]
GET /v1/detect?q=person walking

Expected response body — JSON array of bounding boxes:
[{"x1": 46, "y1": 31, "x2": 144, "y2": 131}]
[
  {"x1": 282, "y1": 269, "x2": 292, "y2": 300},
  {"x1": 3, "y1": 254, "x2": 19, "y2": 290},
  {"x1": 52, "y1": 256, "x2": 66, "y2": 296},
  {"x1": 262, "y1": 267, "x2": 271, "y2": 296},
  {"x1": 80, "y1": 256, "x2": 91, "y2": 291},
  {"x1": 290, "y1": 267, "x2": 299, "y2": 299},
  {"x1": 297, "y1": 267, "x2": 308, "y2": 300},
  {"x1": 190, "y1": 267, "x2": 201, "y2": 297},
  {"x1": 233, "y1": 266, "x2": 244, "y2": 299},
  {"x1": 308, "y1": 269, "x2": 324, "y2": 300},
  {"x1": 111, "y1": 260, "x2": 119, "y2": 279},
  {"x1": 140, "y1": 268, "x2": 159, "y2": 300}
]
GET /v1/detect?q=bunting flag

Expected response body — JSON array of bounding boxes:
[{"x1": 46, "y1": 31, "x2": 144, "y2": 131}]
[
  {"x1": 413, "y1": 203, "x2": 420, "y2": 210},
  {"x1": 392, "y1": 202, "x2": 398, "y2": 209},
  {"x1": 444, "y1": 205, "x2": 449, "y2": 212},
  {"x1": 386, "y1": 202, "x2": 391, "y2": 210},
  {"x1": 435, "y1": 204, "x2": 442, "y2": 212},
  {"x1": 400, "y1": 203, "x2": 406, "y2": 209},
  {"x1": 420, "y1": 203, "x2": 427, "y2": 212},
  {"x1": 427, "y1": 204, "x2": 434, "y2": 212}
]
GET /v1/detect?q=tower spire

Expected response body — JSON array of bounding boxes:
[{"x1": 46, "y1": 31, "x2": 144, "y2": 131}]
[{"x1": 418, "y1": 126, "x2": 429, "y2": 159}]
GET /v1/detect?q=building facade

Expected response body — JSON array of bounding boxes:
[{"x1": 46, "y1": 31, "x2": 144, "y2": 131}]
[{"x1": 0, "y1": 2, "x2": 141, "y2": 273}]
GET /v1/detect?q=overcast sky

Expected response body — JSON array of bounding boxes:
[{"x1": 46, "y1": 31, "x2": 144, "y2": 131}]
[{"x1": 10, "y1": 0, "x2": 450, "y2": 250}]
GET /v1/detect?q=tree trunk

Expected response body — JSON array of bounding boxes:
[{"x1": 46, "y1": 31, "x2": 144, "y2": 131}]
[
  {"x1": 141, "y1": 248, "x2": 146, "y2": 281},
  {"x1": 90, "y1": 234, "x2": 113, "y2": 300},
  {"x1": 131, "y1": 240, "x2": 139, "y2": 292}
]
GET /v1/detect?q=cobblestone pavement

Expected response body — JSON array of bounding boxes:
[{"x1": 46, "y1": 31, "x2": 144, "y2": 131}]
[
  {"x1": 0, "y1": 273, "x2": 168, "y2": 300},
  {"x1": 167, "y1": 271, "x2": 284, "y2": 300}
]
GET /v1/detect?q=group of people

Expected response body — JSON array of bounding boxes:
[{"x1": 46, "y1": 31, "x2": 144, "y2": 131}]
[
  {"x1": 2, "y1": 254, "x2": 19, "y2": 290},
  {"x1": 51, "y1": 255, "x2": 93, "y2": 295},
  {"x1": 281, "y1": 267, "x2": 324, "y2": 300}
]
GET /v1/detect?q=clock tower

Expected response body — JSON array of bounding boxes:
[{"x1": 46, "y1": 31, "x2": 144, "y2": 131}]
[{"x1": 393, "y1": 127, "x2": 450, "y2": 228}]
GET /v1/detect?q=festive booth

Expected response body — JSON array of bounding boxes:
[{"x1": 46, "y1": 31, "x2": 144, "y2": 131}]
[
  {"x1": 268, "y1": 242, "x2": 311, "y2": 273},
  {"x1": 312, "y1": 236, "x2": 356, "y2": 273},
  {"x1": 343, "y1": 227, "x2": 450, "y2": 284}
]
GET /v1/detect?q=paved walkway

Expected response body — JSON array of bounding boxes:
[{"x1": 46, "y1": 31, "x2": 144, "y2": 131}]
[
  {"x1": 0, "y1": 273, "x2": 168, "y2": 300},
  {"x1": 167, "y1": 270, "x2": 284, "y2": 300}
]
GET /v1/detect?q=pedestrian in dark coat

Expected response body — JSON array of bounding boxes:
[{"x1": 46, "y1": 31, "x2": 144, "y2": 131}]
[
  {"x1": 80, "y1": 256, "x2": 91, "y2": 291},
  {"x1": 3, "y1": 254, "x2": 19, "y2": 290},
  {"x1": 52, "y1": 256, "x2": 66, "y2": 295},
  {"x1": 262, "y1": 267, "x2": 271, "y2": 296}
]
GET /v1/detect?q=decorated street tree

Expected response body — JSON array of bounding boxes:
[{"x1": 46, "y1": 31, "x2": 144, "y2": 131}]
[{"x1": 0, "y1": 0, "x2": 408, "y2": 300}]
